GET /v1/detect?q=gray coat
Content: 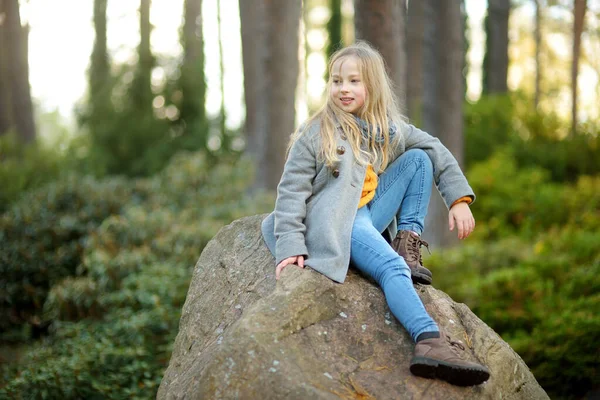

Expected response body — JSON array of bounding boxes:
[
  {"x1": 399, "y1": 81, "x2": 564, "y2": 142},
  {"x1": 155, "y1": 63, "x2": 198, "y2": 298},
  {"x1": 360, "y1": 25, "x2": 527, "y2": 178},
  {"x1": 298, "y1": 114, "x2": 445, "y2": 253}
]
[{"x1": 261, "y1": 121, "x2": 475, "y2": 283}]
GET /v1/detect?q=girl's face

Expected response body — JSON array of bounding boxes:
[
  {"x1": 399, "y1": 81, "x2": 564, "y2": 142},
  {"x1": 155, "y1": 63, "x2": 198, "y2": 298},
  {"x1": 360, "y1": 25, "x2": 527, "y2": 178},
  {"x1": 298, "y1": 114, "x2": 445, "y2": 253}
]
[{"x1": 330, "y1": 56, "x2": 366, "y2": 115}]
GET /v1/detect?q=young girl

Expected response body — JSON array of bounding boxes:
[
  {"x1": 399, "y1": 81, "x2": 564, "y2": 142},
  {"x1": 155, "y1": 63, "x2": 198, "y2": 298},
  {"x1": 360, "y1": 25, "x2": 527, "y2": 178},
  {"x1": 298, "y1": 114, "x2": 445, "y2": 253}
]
[{"x1": 261, "y1": 42, "x2": 490, "y2": 386}]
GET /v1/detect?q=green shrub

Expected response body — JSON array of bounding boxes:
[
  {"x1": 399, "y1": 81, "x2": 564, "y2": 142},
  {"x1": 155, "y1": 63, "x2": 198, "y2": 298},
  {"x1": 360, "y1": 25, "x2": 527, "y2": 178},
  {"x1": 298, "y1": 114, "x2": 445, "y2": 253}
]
[
  {"x1": 465, "y1": 93, "x2": 600, "y2": 183},
  {"x1": 0, "y1": 175, "x2": 140, "y2": 338},
  {"x1": 427, "y1": 170, "x2": 600, "y2": 399},
  {"x1": 464, "y1": 94, "x2": 514, "y2": 167},
  {"x1": 1, "y1": 151, "x2": 275, "y2": 398},
  {"x1": 0, "y1": 133, "x2": 67, "y2": 214}
]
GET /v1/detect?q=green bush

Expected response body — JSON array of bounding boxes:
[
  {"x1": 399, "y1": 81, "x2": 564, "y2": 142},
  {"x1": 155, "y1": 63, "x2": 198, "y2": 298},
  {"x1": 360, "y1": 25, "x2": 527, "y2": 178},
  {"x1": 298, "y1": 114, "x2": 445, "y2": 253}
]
[
  {"x1": 465, "y1": 93, "x2": 600, "y2": 183},
  {"x1": 1, "y1": 151, "x2": 274, "y2": 398},
  {"x1": 0, "y1": 133, "x2": 67, "y2": 214},
  {"x1": 464, "y1": 94, "x2": 514, "y2": 167},
  {"x1": 0, "y1": 175, "x2": 139, "y2": 338},
  {"x1": 427, "y1": 168, "x2": 600, "y2": 399}
]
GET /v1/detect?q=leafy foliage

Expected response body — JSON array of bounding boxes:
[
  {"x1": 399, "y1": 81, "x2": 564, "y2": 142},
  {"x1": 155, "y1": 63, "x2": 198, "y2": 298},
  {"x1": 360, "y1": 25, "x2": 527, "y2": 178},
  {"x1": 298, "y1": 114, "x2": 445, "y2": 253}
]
[
  {"x1": 0, "y1": 133, "x2": 67, "y2": 214},
  {"x1": 429, "y1": 99, "x2": 600, "y2": 398},
  {"x1": 0, "y1": 151, "x2": 274, "y2": 398}
]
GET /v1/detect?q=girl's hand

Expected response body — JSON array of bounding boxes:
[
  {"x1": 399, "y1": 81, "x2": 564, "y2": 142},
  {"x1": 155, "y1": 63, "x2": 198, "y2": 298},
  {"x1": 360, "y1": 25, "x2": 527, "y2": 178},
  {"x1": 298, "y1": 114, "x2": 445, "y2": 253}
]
[
  {"x1": 275, "y1": 255, "x2": 305, "y2": 280},
  {"x1": 448, "y1": 202, "x2": 475, "y2": 240}
]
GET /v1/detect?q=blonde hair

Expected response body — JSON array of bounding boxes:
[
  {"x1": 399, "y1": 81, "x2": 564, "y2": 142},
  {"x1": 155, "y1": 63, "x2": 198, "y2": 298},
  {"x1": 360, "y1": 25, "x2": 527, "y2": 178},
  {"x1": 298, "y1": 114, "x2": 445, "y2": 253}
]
[{"x1": 289, "y1": 41, "x2": 406, "y2": 172}]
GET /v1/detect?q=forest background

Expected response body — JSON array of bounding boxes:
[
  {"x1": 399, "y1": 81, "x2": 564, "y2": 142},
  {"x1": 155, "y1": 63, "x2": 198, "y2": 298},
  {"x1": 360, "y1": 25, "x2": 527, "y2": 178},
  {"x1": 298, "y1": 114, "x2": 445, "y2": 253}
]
[{"x1": 1, "y1": 0, "x2": 599, "y2": 398}]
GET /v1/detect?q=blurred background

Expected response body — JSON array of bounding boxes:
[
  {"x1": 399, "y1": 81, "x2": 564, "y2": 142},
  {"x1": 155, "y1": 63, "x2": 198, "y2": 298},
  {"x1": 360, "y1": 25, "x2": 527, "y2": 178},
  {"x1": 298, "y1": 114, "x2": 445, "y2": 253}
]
[{"x1": 0, "y1": 0, "x2": 599, "y2": 398}]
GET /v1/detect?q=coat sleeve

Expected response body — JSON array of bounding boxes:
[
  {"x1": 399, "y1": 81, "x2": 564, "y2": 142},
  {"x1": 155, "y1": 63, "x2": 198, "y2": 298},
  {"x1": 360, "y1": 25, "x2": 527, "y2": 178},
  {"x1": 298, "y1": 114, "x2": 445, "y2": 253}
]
[
  {"x1": 403, "y1": 124, "x2": 475, "y2": 209},
  {"x1": 274, "y1": 132, "x2": 317, "y2": 265}
]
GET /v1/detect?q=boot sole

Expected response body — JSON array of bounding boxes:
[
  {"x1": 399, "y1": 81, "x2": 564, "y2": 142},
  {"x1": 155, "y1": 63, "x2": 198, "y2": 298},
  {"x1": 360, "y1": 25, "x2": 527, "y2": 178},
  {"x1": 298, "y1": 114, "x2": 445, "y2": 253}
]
[
  {"x1": 411, "y1": 272, "x2": 432, "y2": 285},
  {"x1": 410, "y1": 356, "x2": 490, "y2": 386}
]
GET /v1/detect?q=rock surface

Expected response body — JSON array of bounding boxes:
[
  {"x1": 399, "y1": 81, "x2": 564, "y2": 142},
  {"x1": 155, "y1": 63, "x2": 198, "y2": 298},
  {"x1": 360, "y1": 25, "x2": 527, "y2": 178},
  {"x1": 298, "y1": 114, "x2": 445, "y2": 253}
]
[{"x1": 158, "y1": 215, "x2": 549, "y2": 400}]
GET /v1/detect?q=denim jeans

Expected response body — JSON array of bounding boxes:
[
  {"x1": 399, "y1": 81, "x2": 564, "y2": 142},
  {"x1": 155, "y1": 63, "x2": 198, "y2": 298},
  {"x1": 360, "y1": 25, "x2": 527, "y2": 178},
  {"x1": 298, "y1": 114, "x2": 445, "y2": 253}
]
[{"x1": 350, "y1": 149, "x2": 439, "y2": 341}]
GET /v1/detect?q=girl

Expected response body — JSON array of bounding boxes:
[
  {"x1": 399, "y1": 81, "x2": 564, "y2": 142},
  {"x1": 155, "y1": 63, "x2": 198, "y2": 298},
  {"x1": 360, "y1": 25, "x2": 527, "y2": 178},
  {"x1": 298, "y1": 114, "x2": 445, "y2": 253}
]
[{"x1": 261, "y1": 42, "x2": 490, "y2": 386}]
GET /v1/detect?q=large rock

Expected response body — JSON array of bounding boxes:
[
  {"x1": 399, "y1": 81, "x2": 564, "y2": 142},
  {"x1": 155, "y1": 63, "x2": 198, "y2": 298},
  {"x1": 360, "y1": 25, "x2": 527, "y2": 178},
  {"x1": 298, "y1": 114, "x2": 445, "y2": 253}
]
[{"x1": 158, "y1": 215, "x2": 549, "y2": 400}]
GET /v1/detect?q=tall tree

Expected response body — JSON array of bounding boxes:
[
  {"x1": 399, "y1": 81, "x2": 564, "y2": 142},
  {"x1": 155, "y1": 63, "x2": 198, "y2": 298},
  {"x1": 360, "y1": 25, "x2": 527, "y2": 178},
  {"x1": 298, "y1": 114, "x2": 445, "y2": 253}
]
[
  {"x1": 239, "y1": 0, "x2": 302, "y2": 190},
  {"x1": 3, "y1": 0, "x2": 35, "y2": 143},
  {"x1": 483, "y1": 0, "x2": 510, "y2": 94},
  {"x1": 354, "y1": 0, "x2": 406, "y2": 105},
  {"x1": 0, "y1": 0, "x2": 13, "y2": 136},
  {"x1": 179, "y1": 0, "x2": 206, "y2": 139},
  {"x1": 326, "y1": 0, "x2": 343, "y2": 61},
  {"x1": 131, "y1": 0, "x2": 154, "y2": 111},
  {"x1": 534, "y1": 0, "x2": 542, "y2": 109},
  {"x1": 571, "y1": 0, "x2": 587, "y2": 135},
  {"x1": 86, "y1": 0, "x2": 111, "y2": 129},
  {"x1": 216, "y1": 0, "x2": 226, "y2": 144},
  {"x1": 422, "y1": 0, "x2": 465, "y2": 248},
  {"x1": 406, "y1": 0, "x2": 425, "y2": 122}
]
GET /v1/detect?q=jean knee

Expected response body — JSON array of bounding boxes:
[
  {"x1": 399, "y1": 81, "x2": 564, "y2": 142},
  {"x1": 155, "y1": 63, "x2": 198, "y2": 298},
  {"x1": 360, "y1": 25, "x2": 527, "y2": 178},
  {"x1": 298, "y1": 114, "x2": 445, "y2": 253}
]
[{"x1": 404, "y1": 149, "x2": 432, "y2": 173}]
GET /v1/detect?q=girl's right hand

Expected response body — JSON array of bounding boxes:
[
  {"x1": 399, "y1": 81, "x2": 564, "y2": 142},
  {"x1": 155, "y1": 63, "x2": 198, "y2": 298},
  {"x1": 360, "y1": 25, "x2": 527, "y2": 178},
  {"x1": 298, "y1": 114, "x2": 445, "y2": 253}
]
[{"x1": 275, "y1": 255, "x2": 305, "y2": 280}]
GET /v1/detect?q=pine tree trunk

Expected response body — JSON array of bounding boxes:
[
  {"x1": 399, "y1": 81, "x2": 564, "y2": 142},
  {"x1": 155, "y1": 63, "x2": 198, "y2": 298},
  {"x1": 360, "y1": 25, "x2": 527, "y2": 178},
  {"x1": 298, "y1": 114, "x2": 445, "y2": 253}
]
[
  {"x1": 240, "y1": 0, "x2": 301, "y2": 191},
  {"x1": 135, "y1": 0, "x2": 153, "y2": 111},
  {"x1": 571, "y1": 0, "x2": 587, "y2": 135},
  {"x1": 354, "y1": 0, "x2": 406, "y2": 105},
  {"x1": 240, "y1": 0, "x2": 269, "y2": 189},
  {"x1": 265, "y1": 0, "x2": 301, "y2": 190},
  {"x1": 87, "y1": 0, "x2": 111, "y2": 125},
  {"x1": 483, "y1": 0, "x2": 510, "y2": 94},
  {"x1": 217, "y1": 0, "x2": 227, "y2": 144},
  {"x1": 326, "y1": 0, "x2": 343, "y2": 60},
  {"x1": 0, "y1": 0, "x2": 13, "y2": 136},
  {"x1": 90, "y1": 0, "x2": 109, "y2": 102},
  {"x1": 4, "y1": 0, "x2": 35, "y2": 143},
  {"x1": 180, "y1": 0, "x2": 206, "y2": 133},
  {"x1": 406, "y1": 0, "x2": 425, "y2": 122},
  {"x1": 422, "y1": 0, "x2": 464, "y2": 248}
]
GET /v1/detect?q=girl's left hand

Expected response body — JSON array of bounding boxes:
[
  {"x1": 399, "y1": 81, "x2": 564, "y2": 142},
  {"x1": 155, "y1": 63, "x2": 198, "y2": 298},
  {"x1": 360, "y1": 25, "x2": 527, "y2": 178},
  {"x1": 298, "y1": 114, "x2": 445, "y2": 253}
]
[{"x1": 448, "y1": 202, "x2": 475, "y2": 240}]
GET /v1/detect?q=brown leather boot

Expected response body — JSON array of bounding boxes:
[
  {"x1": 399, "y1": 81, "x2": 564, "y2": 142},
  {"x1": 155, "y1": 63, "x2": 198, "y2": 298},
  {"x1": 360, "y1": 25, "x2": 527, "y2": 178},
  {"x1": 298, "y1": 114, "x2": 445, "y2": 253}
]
[
  {"x1": 391, "y1": 230, "x2": 433, "y2": 285},
  {"x1": 410, "y1": 331, "x2": 490, "y2": 386}
]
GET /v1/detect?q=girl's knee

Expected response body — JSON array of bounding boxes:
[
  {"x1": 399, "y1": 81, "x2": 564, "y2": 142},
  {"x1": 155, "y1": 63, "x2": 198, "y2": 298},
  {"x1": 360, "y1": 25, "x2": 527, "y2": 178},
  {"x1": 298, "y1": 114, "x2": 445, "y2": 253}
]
[{"x1": 405, "y1": 149, "x2": 432, "y2": 172}]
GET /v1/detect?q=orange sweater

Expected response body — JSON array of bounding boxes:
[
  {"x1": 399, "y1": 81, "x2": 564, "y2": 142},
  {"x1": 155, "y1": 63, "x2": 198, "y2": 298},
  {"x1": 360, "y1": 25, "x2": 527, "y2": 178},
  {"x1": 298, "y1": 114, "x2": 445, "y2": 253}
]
[{"x1": 358, "y1": 165, "x2": 378, "y2": 208}]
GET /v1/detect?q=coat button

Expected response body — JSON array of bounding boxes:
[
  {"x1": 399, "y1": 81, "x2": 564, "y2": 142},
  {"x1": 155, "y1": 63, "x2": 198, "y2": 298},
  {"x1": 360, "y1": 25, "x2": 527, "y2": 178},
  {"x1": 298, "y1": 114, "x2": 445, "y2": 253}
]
[
  {"x1": 332, "y1": 169, "x2": 340, "y2": 178},
  {"x1": 336, "y1": 146, "x2": 345, "y2": 155}
]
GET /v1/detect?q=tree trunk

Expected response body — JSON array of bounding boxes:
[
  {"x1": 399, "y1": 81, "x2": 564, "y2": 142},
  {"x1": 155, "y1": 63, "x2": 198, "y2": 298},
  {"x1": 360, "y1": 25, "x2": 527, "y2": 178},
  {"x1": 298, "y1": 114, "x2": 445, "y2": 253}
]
[
  {"x1": 180, "y1": 0, "x2": 206, "y2": 134},
  {"x1": 406, "y1": 0, "x2": 425, "y2": 122},
  {"x1": 326, "y1": 0, "x2": 343, "y2": 60},
  {"x1": 483, "y1": 0, "x2": 510, "y2": 94},
  {"x1": 133, "y1": 0, "x2": 153, "y2": 111},
  {"x1": 571, "y1": 0, "x2": 587, "y2": 135},
  {"x1": 534, "y1": 0, "x2": 542, "y2": 109},
  {"x1": 4, "y1": 0, "x2": 35, "y2": 143},
  {"x1": 90, "y1": 0, "x2": 109, "y2": 102},
  {"x1": 354, "y1": 0, "x2": 406, "y2": 106},
  {"x1": 422, "y1": 0, "x2": 464, "y2": 249},
  {"x1": 0, "y1": 0, "x2": 13, "y2": 136},
  {"x1": 217, "y1": 0, "x2": 226, "y2": 144},
  {"x1": 240, "y1": 0, "x2": 301, "y2": 191},
  {"x1": 87, "y1": 0, "x2": 111, "y2": 125}
]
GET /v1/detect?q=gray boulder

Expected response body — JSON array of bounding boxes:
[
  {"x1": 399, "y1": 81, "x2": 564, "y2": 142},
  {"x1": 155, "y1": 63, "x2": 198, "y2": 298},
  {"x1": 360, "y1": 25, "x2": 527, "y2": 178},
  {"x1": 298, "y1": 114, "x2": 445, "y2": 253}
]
[{"x1": 158, "y1": 215, "x2": 549, "y2": 400}]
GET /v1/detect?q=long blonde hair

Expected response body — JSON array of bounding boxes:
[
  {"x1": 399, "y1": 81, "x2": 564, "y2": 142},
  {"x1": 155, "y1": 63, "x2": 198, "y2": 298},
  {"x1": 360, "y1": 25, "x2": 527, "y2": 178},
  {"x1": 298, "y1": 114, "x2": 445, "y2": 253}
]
[{"x1": 289, "y1": 41, "x2": 406, "y2": 173}]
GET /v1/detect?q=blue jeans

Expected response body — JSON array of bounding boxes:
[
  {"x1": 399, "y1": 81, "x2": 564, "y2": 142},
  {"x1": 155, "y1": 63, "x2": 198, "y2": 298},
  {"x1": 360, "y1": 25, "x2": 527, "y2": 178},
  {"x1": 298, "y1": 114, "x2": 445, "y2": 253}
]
[{"x1": 350, "y1": 149, "x2": 439, "y2": 341}]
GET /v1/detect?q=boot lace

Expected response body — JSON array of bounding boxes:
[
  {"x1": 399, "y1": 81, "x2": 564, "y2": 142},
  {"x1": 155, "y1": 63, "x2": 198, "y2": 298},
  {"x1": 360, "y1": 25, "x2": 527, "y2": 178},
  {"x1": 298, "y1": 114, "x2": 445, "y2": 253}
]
[
  {"x1": 408, "y1": 234, "x2": 430, "y2": 266},
  {"x1": 446, "y1": 335, "x2": 466, "y2": 356}
]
